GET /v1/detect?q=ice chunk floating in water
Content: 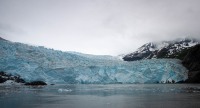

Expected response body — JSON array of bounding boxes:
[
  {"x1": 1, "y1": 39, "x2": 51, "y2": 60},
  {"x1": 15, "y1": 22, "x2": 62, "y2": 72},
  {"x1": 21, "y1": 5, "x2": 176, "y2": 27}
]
[{"x1": 0, "y1": 39, "x2": 188, "y2": 84}]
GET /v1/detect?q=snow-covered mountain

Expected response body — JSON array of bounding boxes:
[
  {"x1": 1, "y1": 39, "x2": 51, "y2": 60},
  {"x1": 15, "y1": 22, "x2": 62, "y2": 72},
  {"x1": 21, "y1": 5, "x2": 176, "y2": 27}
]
[
  {"x1": 0, "y1": 37, "x2": 188, "y2": 84},
  {"x1": 123, "y1": 38, "x2": 199, "y2": 61}
]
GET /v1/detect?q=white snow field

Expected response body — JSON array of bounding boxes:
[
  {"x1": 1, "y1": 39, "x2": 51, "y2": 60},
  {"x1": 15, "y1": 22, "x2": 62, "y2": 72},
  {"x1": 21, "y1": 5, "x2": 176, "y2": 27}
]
[{"x1": 0, "y1": 39, "x2": 188, "y2": 84}]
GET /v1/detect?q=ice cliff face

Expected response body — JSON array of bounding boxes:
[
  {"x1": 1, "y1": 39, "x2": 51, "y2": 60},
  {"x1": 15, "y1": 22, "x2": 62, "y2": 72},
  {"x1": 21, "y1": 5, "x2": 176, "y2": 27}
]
[{"x1": 0, "y1": 38, "x2": 188, "y2": 84}]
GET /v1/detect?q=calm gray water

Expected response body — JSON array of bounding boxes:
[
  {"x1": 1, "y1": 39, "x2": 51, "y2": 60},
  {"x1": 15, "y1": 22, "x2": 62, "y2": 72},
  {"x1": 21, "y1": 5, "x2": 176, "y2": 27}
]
[{"x1": 1, "y1": 84, "x2": 200, "y2": 108}]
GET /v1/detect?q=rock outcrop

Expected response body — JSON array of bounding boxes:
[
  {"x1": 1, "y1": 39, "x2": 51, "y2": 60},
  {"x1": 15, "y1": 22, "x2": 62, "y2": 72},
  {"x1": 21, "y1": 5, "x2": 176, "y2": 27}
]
[
  {"x1": 0, "y1": 71, "x2": 47, "y2": 85},
  {"x1": 25, "y1": 81, "x2": 47, "y2": 86},
  {"x1": 0, "y1": 71, "x2": 25, "y2": 83}
]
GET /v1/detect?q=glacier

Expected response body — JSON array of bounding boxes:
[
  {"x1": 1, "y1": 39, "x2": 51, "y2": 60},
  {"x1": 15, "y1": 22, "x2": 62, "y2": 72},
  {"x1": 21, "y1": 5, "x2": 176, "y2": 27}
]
[{"x1": 0, "y1": 39, "x2": 188, "y2": 84}]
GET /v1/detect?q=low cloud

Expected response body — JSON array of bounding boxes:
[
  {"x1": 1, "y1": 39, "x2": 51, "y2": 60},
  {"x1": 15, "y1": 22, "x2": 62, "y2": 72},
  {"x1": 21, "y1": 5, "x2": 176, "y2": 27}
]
[{"x1": 0, "y1": 0, "x2": 200, "y2": 55}]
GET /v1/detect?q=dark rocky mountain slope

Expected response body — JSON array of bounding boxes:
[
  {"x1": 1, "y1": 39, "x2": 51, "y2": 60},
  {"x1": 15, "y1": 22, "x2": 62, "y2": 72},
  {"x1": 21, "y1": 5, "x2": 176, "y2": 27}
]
[{"x1": 182, "y1": 44, "x2": 200, "y2": 83}]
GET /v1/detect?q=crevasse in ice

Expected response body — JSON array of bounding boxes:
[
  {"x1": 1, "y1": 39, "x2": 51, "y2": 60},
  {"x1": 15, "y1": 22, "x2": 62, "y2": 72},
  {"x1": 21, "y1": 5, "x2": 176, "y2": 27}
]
[{"x1": 0, "y1": 40, "x2": 188, "y2": 84}]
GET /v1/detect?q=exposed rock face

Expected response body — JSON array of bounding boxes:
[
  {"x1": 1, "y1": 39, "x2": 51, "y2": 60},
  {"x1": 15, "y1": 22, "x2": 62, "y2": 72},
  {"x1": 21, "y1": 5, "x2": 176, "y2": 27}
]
[
  {"x1": 0, "y1": 72, "x2": 7, "y2": 83},
  {"x1": 0, "y1": 71, "x2": 47, "y2": 85},
  {"x1": 182, "y1": 44, "x2": 200, "y2": 83},
  {"x1": 0, "y1": 71, "x2": 25, "y2": 83}
]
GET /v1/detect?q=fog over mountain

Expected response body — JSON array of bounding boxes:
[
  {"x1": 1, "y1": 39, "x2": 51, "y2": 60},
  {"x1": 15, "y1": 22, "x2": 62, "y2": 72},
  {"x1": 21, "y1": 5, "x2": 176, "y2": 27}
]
[{"x1": 0, "y1": 0, "x2": 200, "y2": 55}]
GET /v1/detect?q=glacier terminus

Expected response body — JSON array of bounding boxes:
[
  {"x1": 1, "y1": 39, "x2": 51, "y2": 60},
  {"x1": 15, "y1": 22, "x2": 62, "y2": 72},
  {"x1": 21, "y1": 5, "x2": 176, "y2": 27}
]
[{"x1": 0, "y1": 38, "x2": 188, "y2": 84}]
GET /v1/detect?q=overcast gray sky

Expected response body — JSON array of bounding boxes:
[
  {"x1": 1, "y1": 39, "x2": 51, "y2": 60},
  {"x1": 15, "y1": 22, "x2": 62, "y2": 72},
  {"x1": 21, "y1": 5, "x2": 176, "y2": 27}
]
[{"x1": 0, "y1": 0, "x2": 200, "y2": 55}]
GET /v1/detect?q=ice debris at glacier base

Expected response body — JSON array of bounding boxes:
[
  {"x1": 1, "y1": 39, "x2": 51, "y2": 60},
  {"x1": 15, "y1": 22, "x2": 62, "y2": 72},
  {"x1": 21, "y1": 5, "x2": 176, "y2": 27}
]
[{"x1": 0, "y1": 39, "x2": 188, "y2": 84}]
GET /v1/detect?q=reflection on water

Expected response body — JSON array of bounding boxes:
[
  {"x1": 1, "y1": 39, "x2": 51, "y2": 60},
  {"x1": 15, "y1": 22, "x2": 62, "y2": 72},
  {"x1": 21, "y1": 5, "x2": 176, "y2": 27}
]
[{"x1": 1, "y1": 84, "x2": 200, "y2": 108}]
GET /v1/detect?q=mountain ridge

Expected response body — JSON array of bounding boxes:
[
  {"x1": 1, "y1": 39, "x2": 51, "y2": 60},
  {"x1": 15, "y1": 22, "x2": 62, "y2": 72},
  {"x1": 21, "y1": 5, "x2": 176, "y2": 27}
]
[{"x1": 123, "y1": 38, "x2": 199, "y2": 61}]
